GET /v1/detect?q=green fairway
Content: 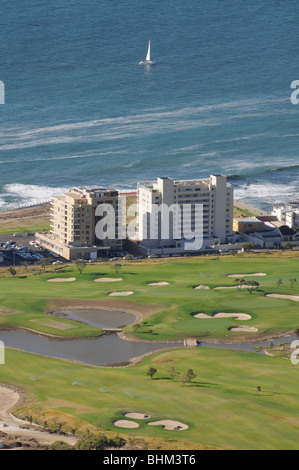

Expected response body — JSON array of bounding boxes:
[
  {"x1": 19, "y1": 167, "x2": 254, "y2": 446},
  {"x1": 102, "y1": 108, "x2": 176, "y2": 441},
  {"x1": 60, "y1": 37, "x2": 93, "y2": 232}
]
[
  {"x1": 0, "y1": 253, "x2": 298, "y2": 341},
  {"x1": 0, "y1": 252, "x2": 299, "y2": 449},
  {"x1": 1, "y1": 345, "x2": 299, "y2": 450}
]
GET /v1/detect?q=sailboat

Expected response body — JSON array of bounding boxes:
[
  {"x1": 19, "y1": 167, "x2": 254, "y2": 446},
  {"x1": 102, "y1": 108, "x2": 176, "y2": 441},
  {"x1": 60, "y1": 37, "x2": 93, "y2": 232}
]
[{"x1": 139, "y1": 41, "x2": 155, "y2": 65}]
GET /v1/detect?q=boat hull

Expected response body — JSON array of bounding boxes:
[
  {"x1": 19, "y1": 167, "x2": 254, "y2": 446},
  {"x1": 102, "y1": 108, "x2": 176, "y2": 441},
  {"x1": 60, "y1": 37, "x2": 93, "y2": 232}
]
[{"x1": 139, "y1": 60, "x2": 155, "y2": 65}]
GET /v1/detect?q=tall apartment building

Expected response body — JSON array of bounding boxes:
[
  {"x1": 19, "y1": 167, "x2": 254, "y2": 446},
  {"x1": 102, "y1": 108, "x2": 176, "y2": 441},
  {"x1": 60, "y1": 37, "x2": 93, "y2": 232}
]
[
  {"x1": 136, "y1": 174, "x2": 234, "y2": 252},
  {"x1": 36, "y1": 186, "x2": 122, "y2": 260}
]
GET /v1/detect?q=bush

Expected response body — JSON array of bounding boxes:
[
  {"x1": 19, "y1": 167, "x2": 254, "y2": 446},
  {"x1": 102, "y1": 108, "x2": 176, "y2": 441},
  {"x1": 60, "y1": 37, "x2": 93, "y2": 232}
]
[
  {"x1": 49, "y1": 441, "x2": 74, "y2": 450},
  {"x1": 75, "y1": 433, "x2": 126, "y2": 451}
]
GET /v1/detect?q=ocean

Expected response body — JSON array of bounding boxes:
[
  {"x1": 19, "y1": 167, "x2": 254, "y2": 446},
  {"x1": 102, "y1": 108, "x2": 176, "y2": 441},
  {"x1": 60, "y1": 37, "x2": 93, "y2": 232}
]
[{"x1": 0, "y1": 0, "x2": 299, "y2": 211}]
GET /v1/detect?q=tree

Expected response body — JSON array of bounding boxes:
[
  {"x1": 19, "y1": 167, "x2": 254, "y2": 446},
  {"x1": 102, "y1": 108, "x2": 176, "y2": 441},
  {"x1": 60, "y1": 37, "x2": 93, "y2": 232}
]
[
  {"x1": 181, "y1": 373, "x2": 188, "y2": 386},
  {"x1": 246, "y1": 280, "x2": 259, "y2": 294},
  {"x1": 21, "y1": 261, "x2": 30, "y2": 271},
  {"x1": 36, "y1": 257, "x2": 52, "y2": 272},
  {"x1": 75, "y1": 258, "x2": 86, "y2": 275},
  {"x1": 234, "y1": 278, "x2": 246, "y2": 290},
  {"x1": 186, "y1": 369, "x2": 197, "y2": 382},
  {"x1": 168, "y1": 366, "x2": 180, "y2": 382},
  {"x1": 114, "y1": 263, "x2": 121, "y2": 276},
  {"x1": 289, "y1": 278, "x2": 297, "y2": 289},
  {"x1": 282, "y1": 242, "x2": 294, "y2": 250},
  {"x1": 146, "y1": 367, "x2": 157, "y2": 379},
  {"x1": 8, "y1": 267, "x2": 17, "y2": 278},
  {"x1": 276, "y1": 279, "x2": 283, "y2": 289}
]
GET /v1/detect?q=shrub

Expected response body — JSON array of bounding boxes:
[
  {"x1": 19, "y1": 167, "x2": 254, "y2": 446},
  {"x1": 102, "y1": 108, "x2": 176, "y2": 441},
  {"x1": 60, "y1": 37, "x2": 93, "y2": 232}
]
[
  {"x1": 49, "y1": 441, "x2": 74, "y2": 450},
  {"x1": 75, "y1": 433, "x2": 126, "y2": 451}
]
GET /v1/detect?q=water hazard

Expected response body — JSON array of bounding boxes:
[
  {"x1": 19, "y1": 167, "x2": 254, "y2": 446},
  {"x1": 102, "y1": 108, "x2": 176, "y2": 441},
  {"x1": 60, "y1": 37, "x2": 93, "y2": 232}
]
[{"x1": 0, "y1": 309, "x2": 296, "y2": 366}]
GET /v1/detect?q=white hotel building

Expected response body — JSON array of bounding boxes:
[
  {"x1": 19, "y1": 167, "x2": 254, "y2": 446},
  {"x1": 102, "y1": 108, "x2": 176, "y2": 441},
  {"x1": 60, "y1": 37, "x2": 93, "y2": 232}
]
[{"x1": 136, "y1": 174, "x2": 234, "y2": 253}]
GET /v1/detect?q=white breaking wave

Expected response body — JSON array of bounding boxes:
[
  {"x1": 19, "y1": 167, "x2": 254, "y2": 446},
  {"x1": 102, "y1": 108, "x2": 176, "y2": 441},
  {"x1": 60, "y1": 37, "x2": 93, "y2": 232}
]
[
  {"x1": 235, "y1": 182, "x2": 298, "y2": 205},
  {"x1": 0, "y1": 184, "x2": 69, "y2": 211}
]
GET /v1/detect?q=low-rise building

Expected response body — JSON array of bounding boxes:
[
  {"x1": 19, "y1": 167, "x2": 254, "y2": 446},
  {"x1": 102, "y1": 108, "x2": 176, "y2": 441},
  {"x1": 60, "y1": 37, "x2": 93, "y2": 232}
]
[
  {"x1": 233, "y1": 216, "x2": 265, "y2": 234},
  {"x1": 272, "y1": 202, "x2": 299, "y2": 229}
]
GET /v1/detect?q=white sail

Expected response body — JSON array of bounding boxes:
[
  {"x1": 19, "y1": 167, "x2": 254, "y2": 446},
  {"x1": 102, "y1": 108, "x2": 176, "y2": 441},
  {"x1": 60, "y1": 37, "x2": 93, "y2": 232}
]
[
  {"x1": 139, "y1": 40, "x2": 155, "y2": 65},
  {"x1": 146, "y1": 41, "x2": 151, "y2": 61}
]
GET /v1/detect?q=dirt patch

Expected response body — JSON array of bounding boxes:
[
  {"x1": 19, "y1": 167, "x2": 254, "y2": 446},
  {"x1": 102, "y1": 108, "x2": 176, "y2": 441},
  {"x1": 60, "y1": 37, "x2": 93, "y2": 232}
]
[
  {"x1": 46, "y1": 297, "x2": 164, "y2": 320},
  {"x1": 0, "y1": 203, "x2": 50, "y2": 222},
  {"x1": 0, "y1": 306, "x2": 23, "y2": 316},
  {"x1": 0, "y1": 385, "x2": 77, "y2": 449}
]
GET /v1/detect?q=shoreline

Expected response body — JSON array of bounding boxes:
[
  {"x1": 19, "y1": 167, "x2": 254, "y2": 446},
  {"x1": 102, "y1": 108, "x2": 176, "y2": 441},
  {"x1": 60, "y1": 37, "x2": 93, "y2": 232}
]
[{"x1": 0, "y1": 196, "x2": 268, "y2": 220}]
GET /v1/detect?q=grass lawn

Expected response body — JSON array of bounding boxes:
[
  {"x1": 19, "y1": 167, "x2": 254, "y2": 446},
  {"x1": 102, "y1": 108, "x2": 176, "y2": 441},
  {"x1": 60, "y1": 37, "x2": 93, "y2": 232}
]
[
  {"x1": 0, "y1": 252, "x2": 298, "y2": 341},
  {"x1": 0, "y1": 215, "x2": 50, "y2": 234},
  {"x1": 0, "y1": 252, "x2": 299, "y2": 449},
  {"x1": 1, "y1": 345, "x2": 299, "y2": 450}
]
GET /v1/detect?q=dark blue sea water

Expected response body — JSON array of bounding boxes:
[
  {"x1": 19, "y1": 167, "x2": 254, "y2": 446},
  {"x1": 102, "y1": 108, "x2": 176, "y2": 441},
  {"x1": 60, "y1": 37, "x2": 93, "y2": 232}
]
[{"x1": 0, "y1": 0, "x2": 299, "y2": 210}]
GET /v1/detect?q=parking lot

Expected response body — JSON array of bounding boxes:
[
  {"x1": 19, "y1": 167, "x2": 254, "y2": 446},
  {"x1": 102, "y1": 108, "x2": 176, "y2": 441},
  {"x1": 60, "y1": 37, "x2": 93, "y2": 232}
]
[{"x1": 0, "y1": 233, "x2": 65, "y2": 267}]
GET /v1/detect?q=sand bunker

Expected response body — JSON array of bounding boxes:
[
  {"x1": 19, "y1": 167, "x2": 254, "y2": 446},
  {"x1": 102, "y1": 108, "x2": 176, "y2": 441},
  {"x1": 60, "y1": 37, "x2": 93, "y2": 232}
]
[
  {"x1": 194, "y1": 285, "x2": 210, "y2": 290},
  {"x1": 148, "y1": 420, "x2": 188, "y2": 431},
  {"x1": 214, "y1": 285, "x2": 253, "y2": 290},
  {"x1": 230, "y1": 326, "x2": 258, "y2": 332},
  {"x1": 124, "y1": 412, "x2": 150, "y2": 419},
  {"x1": 194, "y1": 312, "x2": 251, "y2": 320},
  {"x1": 147, "y1": 282, "x2": 169, "y2": 286},
  {"x1": 227, "y1": 273, "x2": 266, "y2": 278},
  {"x1": 114, "y1": 420, "x2": 139, "y2": 429},
  {"x1": 108, "y1": 291, "x2": 134, "y2": 297},
  {"x1": 47, "y1": 277, "x2": 76, "y2": 282},
  {"x1": 266, "y1": 294, "x2": 299, "y2": 302},
  {"x1": 94, "y1": 277, "x2": 122, "y2": 282}
]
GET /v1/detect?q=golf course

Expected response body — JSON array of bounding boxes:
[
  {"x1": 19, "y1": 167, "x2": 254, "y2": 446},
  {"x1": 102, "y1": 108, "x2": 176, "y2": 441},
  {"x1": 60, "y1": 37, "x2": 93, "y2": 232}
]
[{"x1": 0, "y1": 251, "x2": 299, "y2": 449}]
